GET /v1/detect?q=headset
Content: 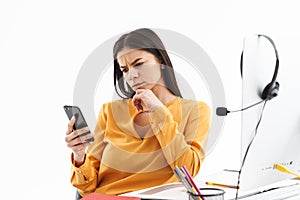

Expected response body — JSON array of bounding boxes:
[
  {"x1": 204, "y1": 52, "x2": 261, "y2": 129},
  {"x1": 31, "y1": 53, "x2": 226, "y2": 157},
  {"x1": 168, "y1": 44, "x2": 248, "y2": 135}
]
[
  {"x1": 241, "y1": 34, "x2": 280, "y2": 100},
  {"x1": 234, "y1": 34, "x2": 280, "y2": 199},
  {"x1": 217, "y1": 34, "x2": 280, "y2": 116}
]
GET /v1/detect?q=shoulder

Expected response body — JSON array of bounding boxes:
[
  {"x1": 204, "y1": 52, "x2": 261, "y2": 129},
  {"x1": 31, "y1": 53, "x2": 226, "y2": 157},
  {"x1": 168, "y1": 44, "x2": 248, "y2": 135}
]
[
  {"x1": 178, "y1": 98, "x2": 210, "y2": 111},
  {"x1": 99, "y1": 99, "x2": 130, "y2": 114},
  {"x1": 102, "y1": 99, "x2": 129, "y2": 107}
]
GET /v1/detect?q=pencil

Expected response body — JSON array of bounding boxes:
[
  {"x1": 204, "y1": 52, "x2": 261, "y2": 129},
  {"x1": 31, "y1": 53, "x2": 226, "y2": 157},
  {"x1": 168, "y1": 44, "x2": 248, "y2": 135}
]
[
  {"x1": 205, "y1": 182, "x2": 239, "y2": 189},
  {"x1": 174, "y1": 166, "x2": 194, "y2": 193},
  {"x1": 181, "y1": 166, "x2": 202, "y2": 195}
]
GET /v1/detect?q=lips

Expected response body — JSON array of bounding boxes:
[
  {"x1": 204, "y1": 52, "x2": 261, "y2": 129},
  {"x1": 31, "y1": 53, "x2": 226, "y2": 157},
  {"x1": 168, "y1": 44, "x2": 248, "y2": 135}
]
[{"x1": 132, "y1": 82, "x2": 145, "y2": 89}]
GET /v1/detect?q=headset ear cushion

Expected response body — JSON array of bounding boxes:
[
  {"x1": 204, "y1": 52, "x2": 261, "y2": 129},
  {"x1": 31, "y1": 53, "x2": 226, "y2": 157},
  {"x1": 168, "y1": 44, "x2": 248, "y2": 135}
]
[
  {"x1": 262, "y1": 82, "x2": 280, "y2": 100},
  {"x1": 272, "y1": 82, "x2": 280, "y2": 97}
]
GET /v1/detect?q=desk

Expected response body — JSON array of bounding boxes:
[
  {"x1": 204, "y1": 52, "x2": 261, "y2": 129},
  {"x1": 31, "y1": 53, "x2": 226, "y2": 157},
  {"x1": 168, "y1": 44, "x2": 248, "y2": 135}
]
[
  {"x1": 121, "y1": 172, "x2": 300, "y2": 200},
  {"x1": 120, "y1": 182, "x2": 188, "y2": 199}
]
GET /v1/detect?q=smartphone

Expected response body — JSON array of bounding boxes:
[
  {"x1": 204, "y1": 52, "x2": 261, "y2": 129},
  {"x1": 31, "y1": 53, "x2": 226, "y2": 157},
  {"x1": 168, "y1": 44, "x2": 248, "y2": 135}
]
[{"x1": 63, "y1": 105, "x2": 94, "y2": 142}]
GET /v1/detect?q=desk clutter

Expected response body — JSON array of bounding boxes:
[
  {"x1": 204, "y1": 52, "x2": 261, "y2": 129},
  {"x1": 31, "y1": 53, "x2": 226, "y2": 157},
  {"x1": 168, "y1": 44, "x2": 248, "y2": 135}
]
[
  {"x1": 80, "y1": 165, "x2": 300, "y2": 200},
  {"x1": 174, "y1": 165, "x2": 225, "y2": 200}
]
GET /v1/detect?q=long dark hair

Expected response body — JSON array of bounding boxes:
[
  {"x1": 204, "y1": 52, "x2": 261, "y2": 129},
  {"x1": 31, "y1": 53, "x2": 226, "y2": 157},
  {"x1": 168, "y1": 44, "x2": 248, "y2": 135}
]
[{"x1": 113, "y1": 28, "x2": 182, "y2": 98}]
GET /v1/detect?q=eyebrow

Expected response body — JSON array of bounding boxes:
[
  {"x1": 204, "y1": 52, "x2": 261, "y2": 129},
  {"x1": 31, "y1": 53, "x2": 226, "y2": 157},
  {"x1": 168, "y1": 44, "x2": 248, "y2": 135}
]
[
  {"x1": 130, "y1": 58, "x2": 142, "y2": 66},
  {"x1": 120, "y1": 58, "x2": 143, "y2": 68}
]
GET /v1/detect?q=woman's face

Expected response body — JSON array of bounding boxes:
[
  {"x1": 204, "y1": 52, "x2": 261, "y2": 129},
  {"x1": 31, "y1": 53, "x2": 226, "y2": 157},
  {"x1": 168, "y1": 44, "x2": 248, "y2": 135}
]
[{"x1": 117, "y1": 48, "x2": 165, "y2": 91}]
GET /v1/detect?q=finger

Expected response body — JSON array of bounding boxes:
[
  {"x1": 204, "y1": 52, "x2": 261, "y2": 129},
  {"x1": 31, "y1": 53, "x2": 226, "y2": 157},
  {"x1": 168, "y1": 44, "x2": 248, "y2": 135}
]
[
  {"x1": 133, "y1": 100, "x2": 143, "y2": 111},
  {"x1": 78, "y1": 130, "x2": 94, "y2": 142},
  {"x1": 73, "y1": 140, "x2": 92, "y2": 153},
  {"x1": 138, "y1": 103, "x2": 143, "y2": 111},
  {"x1": 73, "y1": 143, "x2": 86, "y2": 152},
  {"x1": 66, "y1": 135, "x2": 86, "y2": 148},
  {"x1": 66, "y1": 127, "x2": 93, "y2": 144},
  {"x1": 66, "y1": 116, "x2": 76, "y2": 135},
  {"x1": 65, "y1": 127, "x2": 85, "y2": 143},
  {"x1": 65, "y1": 130, "x2": 78, "y2": 143},
  {"x1": 77, "y1": 127, "x2": 90, "y2": 136},
  {"x1": 135, "y1": 89, "x2": 145, "y2": 94},
  {"x1": 132, "y1": 92, "x2": 141, "y2": 101},
  {"x1": 132, "y1": 98, "x2": 140, "y2": 107},
  {"x1": 132, "y1": 96, "x2": 142, "y2": 110}
]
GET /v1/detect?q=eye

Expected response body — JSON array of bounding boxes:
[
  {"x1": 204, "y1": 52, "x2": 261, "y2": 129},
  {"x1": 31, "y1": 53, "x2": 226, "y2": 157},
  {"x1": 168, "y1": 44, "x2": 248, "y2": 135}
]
[
  {"x1": 135, "y1": 62, "x2": 144, "y2": 67},
  {"x1": 120, "y1": 67, "x2": 128, "y2": 73}
]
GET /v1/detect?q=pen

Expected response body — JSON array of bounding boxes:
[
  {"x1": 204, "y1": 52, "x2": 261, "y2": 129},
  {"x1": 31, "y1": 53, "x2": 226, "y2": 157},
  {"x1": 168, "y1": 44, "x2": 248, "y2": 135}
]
[
  {"x1": 181, "y1": 165, "x2": 202, "y2": 196},
  {"x1": 205, "y1": 182, "x2": 239, "y2": 189},
  {"x1": 174, "y1": 166, "x2": 194, "y2": 194}
]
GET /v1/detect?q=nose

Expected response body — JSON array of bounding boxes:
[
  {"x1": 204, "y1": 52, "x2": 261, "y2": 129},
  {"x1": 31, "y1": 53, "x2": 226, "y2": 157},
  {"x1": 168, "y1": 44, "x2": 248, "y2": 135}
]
[{"x1": 127, "y1": 68, "x2": 139, "y2": 80}]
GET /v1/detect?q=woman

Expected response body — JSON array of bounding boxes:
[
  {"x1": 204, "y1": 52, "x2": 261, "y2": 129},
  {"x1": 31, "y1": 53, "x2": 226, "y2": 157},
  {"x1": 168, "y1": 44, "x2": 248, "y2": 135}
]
[{"x1": 65, "y1": 28, "x2": 211, "y2": 198}]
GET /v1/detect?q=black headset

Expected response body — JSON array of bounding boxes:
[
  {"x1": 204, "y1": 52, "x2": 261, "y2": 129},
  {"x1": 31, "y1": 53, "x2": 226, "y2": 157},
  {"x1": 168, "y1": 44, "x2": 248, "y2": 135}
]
[{"x1": 240, "y1": 34, "x2": 280, "y2": 100}]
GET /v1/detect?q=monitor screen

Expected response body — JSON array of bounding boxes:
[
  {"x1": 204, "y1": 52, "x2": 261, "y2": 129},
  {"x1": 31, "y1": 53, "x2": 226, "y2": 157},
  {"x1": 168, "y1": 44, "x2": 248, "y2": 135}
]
[{"x1": 239, "y1": 34, "x2": 300, "y2": 190}]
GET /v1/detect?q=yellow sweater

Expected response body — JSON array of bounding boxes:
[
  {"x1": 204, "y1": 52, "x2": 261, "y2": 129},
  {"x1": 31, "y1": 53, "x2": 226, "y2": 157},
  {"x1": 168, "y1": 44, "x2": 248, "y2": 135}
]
[{"x1": 70, "y1": 97, "x2": 211, "y2": 197}]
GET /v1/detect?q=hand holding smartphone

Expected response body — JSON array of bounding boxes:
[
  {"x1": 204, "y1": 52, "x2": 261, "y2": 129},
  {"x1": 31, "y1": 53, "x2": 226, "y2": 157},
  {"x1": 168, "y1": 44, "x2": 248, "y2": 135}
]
[{"x1": 64, "y1": 105, "x2": 94, "y2": 143}]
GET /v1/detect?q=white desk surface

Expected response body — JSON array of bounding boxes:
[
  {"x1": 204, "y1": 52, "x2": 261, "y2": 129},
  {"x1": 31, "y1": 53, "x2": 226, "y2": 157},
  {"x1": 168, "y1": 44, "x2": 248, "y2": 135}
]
[{"x1": 121, "y1": 170, "x2": 300, "y2": 200}]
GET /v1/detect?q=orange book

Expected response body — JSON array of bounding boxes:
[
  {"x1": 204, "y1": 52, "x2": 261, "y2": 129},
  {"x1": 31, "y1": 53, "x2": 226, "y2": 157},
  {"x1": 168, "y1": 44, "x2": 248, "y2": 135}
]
[{"x1": 81, "y1": 193, "x2": 140, "y2": 200}]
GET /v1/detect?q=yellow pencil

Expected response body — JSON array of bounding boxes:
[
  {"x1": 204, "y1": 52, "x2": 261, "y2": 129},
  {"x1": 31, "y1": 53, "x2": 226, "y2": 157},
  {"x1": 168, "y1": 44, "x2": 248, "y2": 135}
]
[
  {"x1": 206, "y1": 182, "x2": 239, "y2": 189},
  {"x1": 274, "y1": 164, "x2": 300, "y2": 179}
]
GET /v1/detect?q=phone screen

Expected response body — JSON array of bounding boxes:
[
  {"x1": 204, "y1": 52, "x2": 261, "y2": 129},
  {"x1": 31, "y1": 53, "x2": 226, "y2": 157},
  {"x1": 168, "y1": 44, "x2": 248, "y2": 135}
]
[{"x1": 63, "y1": 105, "x2": 94, "y2": 142}]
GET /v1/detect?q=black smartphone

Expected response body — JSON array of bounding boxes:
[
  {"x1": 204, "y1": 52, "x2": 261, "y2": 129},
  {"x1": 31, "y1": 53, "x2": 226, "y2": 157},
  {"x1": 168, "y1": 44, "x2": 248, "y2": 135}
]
[{"x1": 63, "y1": 105, "x2": 94, "y2": 142}]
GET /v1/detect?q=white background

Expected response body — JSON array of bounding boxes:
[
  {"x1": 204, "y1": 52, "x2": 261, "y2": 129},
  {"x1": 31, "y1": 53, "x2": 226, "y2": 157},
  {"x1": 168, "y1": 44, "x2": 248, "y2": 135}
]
[{"x1": 1, "y1": 0, "x2": 299, "y2": 199}]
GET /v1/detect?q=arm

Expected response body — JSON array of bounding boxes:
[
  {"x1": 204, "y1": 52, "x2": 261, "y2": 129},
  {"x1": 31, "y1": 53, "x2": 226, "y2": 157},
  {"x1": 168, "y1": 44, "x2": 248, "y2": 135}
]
[
  {"x1": 70, "y1": 104, "x2": 108, "y2": 194},
  {"x1": 149, "y1": 101, "x2": 211, "y2": 176}
]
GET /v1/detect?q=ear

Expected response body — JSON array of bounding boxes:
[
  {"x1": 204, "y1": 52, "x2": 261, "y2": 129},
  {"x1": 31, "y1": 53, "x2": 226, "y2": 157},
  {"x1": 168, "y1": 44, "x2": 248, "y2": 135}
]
[{"x1": 157, "y1": 55, "x2": 164, "y2": 64}]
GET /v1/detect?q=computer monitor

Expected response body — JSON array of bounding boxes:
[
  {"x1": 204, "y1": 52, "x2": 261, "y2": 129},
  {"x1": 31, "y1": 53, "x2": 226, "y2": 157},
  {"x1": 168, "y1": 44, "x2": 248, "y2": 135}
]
[{"x1": 239, "y1": 34, "x2": 300, "y2": 190}]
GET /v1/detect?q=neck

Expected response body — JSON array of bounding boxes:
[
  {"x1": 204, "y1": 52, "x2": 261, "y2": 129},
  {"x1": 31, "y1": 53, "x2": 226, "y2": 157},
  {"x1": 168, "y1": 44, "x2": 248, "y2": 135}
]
[{"x1": 151, "y1": 84, "x2": 177, "y2": 104}]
